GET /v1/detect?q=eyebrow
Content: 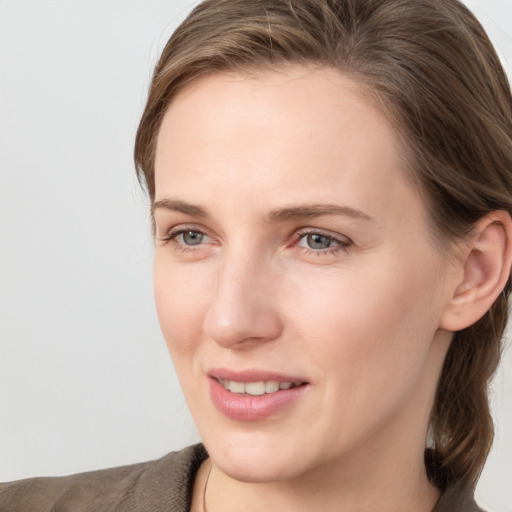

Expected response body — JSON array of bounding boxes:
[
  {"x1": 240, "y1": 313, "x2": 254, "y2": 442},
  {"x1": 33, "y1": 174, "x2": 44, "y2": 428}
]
[
  {"x1": 268, "y1": 204, "x2": 374, "y2": 223},
  {"x1": 152, "y1": 198, "x2": 208, "y2": 217},
  {"x1": 152, "y1": 198, "x2": 374, "y2": 223}
]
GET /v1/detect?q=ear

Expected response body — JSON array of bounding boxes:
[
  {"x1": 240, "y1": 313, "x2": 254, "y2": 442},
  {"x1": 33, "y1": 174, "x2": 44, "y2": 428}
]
[{"x1": 440, "y1": 211, "x2": 512, "y2": 332}]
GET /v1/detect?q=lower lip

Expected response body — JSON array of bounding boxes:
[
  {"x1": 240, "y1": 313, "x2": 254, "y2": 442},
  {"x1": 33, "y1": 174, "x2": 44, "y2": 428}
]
[{"x1": 209, "y1": 378, "x2": 309, "y2": 421}]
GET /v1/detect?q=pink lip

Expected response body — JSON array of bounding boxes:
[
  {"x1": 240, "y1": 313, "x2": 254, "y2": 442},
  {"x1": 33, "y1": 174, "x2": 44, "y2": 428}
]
[{"x1": 208, "y1": 368, "x2": 310, "y2": 422}]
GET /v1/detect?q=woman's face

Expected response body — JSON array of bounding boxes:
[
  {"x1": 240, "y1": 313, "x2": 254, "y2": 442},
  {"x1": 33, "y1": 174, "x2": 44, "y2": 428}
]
[{"x1": 153, "y1": 67, "x2": 457, "y2": 482}]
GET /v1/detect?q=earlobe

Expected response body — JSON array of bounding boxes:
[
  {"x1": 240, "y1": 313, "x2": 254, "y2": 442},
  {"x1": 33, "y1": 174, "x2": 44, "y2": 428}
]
[{"x1": 440, "y1": 211, "x2": 512, "y2": 332}]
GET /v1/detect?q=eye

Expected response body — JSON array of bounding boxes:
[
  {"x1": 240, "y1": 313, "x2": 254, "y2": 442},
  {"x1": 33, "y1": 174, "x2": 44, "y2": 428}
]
[
  {"x1": 158, "y1": 226, "x2": 214, "y2": 248},
  {"x1": 294, "y1": 229, "x2": 351, "y2": 257},
  {"x1": 176, "y1": 230, "x2": 206, "y2": 246},
  {"x1": 299, "y1": 233, "x2": 338, "y2": 250}
]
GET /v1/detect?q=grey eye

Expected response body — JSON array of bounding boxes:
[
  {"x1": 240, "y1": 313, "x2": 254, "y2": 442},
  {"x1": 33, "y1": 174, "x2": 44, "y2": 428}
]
[
  {"x1": 181, "y1": 231, "x2": 205, "y2": 245},
  {"x1": 304, "y1": 233, "x2": 336, "y2": 250}
]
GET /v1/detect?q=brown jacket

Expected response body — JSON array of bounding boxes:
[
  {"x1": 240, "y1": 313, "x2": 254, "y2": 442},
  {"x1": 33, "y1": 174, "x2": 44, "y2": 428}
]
[{"x1": 0, "y1": 444, "x2": 484, "y2": 511}]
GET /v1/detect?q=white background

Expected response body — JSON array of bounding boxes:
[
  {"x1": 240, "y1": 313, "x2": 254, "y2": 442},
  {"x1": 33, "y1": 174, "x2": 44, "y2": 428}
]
[{"x1": 0, "y1": 1, "x2": 511, "y2": 510}]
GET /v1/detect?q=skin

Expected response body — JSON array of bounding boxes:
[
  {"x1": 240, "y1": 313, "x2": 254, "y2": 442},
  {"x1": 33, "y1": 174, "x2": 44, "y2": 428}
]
[{"x1": 152, "y1": 67, "x2": 463, "y2": 512}]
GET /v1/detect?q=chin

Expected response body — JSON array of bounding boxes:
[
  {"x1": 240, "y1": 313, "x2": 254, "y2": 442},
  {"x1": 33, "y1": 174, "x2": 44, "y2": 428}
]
[
  {"x1": 216, "y1": 457, "x2": 297, "y2": 484},
  {"x1": 203, "y1": 432, "x2": 305, "y2": 483}
]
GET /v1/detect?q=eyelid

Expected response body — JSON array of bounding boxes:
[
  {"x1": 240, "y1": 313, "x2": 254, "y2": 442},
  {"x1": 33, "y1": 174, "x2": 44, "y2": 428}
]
[
  {"x1": 295, "y1": 227, "x2": 352, "y2": 246},
  {"x1": 157, "y1": 223, "x2": 212, "y2": 243}
]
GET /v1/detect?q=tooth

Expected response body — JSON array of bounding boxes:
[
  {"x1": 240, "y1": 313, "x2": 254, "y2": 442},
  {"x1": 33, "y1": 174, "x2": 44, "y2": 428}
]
[
  {"x1": 230, "y1": 381, "x2": 245, "y2": 394},
  {"x1": 265, "y1": 381, "x2": 280, "y2": 393},
  {"x1": 245, "y1": 381, "x2": 266, "y2": 396},
  {"x1": 222, "y1": 379, "x2": 301, "y2": 394},
  {"x1": 218, "y1": 378, "x2": 230, "y2": 390}
]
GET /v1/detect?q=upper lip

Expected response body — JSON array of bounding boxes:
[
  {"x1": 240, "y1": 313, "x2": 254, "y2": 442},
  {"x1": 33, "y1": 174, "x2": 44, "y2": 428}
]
[{"x1": 208, "y1": 367, "x2": 308, "y2": 383}]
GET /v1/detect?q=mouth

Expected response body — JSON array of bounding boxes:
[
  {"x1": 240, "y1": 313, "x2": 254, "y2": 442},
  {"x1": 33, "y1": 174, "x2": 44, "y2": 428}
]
[
  {"x1": 208, "y1": 370, "x2": 310, "y2": 421},
  {"x1": 216, "y1": 378, "x2": 305, "y2": 396}
]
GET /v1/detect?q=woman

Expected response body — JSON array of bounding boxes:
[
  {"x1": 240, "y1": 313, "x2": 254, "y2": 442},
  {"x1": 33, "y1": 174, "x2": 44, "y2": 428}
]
[{"x1": 1, "y1": 0, "x2": 511, "y2": 510}]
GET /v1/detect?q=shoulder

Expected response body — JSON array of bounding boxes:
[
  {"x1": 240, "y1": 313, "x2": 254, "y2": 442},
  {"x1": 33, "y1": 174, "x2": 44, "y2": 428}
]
[
  {"x1": 433, "y1": 480, "x2": 486, "y2": 512},
  {"x1": 0, "y1": 444, "x2": 208, "y2": 512}
]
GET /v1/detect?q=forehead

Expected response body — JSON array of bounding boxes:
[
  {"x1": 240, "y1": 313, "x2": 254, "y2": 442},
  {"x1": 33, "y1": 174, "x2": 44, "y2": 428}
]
[
  {"x1": 153, "y1": 67, "x2": 425, "y2": 229},
  {"x1": 157, "y1": 68, "x2": 396, "y2": 166}
]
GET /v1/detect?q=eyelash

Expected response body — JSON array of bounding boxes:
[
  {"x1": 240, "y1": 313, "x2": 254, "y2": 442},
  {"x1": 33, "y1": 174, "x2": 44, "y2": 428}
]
[
  {"x1": 158, "y1": 225, "x2": 212, "y2": 253},
  {"x1": 158, "y1": 225, "x2": 352, "y2": 257},
  {"x1": 294, "y1": 228, "x2": 351, "y2": 256}
]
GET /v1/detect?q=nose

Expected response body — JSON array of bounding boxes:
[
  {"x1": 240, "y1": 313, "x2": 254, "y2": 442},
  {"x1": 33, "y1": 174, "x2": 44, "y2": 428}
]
[{"x1": 202, "y1": 253, "x2": 283, "y2": 349}]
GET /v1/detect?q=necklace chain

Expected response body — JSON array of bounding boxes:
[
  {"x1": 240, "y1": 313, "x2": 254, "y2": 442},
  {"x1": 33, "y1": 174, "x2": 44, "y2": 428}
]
[{"x1": 202, "y1": 461, "x2": 214, "y2": 512}]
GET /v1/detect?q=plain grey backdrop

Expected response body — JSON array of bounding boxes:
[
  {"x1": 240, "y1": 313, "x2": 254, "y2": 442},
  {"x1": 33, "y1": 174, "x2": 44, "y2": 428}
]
[{"x1": 1, "y1": 1, "x2": 511, "y2": 510}]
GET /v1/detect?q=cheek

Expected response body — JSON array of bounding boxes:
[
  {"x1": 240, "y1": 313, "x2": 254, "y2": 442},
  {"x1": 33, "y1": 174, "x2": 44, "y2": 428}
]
[
  {"x1": 153, "y1": 258, "x2": 212, "y2": 356},
  {"x1": 289, "y1": 260, "x2": 442, "y2": 396}
]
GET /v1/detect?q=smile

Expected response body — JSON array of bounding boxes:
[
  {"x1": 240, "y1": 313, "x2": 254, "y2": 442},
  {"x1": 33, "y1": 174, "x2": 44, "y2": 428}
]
[
  {"x1": 217, "y1": 378, "x2": 302, "y2": 395},
  {"x1": 210, "y1": 376, "x2": 310, "y2": 421}
]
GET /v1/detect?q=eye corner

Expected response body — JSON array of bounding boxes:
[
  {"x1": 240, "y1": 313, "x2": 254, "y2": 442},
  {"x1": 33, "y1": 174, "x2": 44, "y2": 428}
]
[{"x1": 155, "y1": 233, "x2": 172, "y2": 245}]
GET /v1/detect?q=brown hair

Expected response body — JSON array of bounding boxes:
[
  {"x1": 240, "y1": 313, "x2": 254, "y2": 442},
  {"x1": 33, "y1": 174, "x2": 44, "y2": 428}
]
[{"x1": 135, "y1": 0, "x2": 512, "y2": 485}]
